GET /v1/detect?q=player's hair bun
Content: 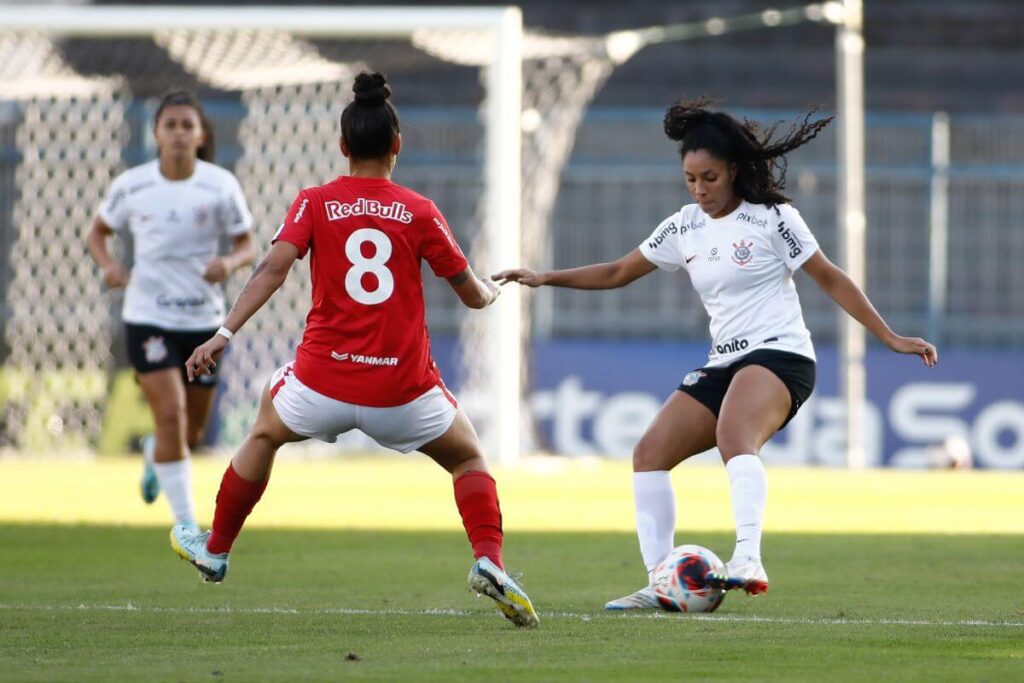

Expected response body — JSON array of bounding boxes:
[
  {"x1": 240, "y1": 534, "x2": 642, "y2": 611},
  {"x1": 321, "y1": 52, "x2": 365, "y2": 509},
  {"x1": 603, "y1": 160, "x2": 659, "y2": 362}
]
[{"x1": 353, "y1": 71, "x2": 392, "y2": 106}]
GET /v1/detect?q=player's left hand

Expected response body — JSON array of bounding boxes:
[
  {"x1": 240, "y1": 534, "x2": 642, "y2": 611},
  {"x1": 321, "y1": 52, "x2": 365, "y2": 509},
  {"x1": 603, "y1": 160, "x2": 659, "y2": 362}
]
[
  {"x1": 185, "y1": 335, "x2": 227, "y2": 382},
  {"x1": 886, "y1": 335, "x2": 937, "y2": 367},
  {"x1": 202, "y1": 257, "x2": 230, "y2": 283}
]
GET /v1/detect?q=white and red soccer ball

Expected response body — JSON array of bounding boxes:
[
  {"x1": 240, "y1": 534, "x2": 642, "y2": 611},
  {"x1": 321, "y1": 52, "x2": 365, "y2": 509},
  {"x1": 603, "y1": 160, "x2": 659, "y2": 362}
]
[{"x1": 651, "y1": 544, "x2": 726, "y2": 613}]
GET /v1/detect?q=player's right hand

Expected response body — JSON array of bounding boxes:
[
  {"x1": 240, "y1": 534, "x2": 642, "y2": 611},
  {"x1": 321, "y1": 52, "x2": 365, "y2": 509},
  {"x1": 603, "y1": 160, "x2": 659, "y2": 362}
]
[
  {"x1": 482, "y1": 278, "x2": 501, "y2": 306},
  {"x1": 492, "y1": 268, "x2": 545, "y2": 288},
  {"x1": 102, "y1": 264, "x2": 129, "y2": 289},
  {"x1": 185, "y1": 335, "x2": 228, "y2": 382}
]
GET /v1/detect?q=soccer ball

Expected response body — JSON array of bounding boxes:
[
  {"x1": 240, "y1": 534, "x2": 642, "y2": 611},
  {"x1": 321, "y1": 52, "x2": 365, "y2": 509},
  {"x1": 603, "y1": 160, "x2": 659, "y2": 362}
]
[{"x1": 651, "y1": 544, "x2": 726, "y2": 613}]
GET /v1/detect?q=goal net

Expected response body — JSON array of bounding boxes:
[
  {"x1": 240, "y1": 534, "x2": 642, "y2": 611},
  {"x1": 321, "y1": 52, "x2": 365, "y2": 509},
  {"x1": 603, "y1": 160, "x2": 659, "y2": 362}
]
[
  {"x1": 0, "y1": 3, "x2": 845, "y2": 462},
  {"x1": 0, "y1": 4, "x2": 624, "y2": 463}
]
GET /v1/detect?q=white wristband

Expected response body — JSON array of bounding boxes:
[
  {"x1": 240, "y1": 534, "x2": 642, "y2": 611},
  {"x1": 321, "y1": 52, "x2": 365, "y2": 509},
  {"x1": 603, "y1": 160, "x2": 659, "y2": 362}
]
[{"x1": 216, "y1": 326, "x2": 234, "y2": 341}]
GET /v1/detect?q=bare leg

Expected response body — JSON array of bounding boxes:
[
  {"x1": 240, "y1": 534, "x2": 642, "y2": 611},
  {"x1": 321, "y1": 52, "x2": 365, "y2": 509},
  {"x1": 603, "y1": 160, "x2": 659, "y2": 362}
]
[
  {"x1": 417, "y1": 409, "x2": 488, "y2": 479},
  {"x1": 137, "y1": 368, "x2": 188, "y2": 463},
  {"x1": 137, "y1": 369, "x2": 194, "y2": 523},
  {"x1": 231, "y1": 382, "x2": 306, "y2": 483},
  {"x1": 184, "y1": 383, "x2": 217, "y2": 451}
]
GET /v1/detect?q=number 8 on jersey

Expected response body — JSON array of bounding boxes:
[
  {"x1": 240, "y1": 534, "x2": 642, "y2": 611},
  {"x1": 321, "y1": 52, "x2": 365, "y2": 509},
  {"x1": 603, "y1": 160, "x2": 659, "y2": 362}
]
[{"x1": 345, "y1": 228, "x2": 394, "y2": 305}]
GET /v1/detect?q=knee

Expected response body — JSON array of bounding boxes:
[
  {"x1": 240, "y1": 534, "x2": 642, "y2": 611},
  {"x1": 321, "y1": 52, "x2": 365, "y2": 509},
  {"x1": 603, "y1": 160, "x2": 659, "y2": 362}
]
[
  {"x1": 632, "y1": 436, "x2": 663, "y2": 472},
  {"x1": 715, "y1": 425, "x2": 756, "y2": 461},
  {"x1": 248, "y1": 416, "x2": 288, "y2": 450},
  {"x1": 186, "y1": 429, "x2": 206, "y2": 451},
  {"x1": 151, "y1": 404, "x2": 185, "y2": 433}
]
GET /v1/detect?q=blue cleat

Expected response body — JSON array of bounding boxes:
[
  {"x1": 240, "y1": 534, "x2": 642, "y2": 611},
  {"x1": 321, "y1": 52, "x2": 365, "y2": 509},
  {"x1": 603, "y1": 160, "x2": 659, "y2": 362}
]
[
  {"x1": 140, "y1": 434, "x2": 160, "y2": 504},
  {"x1": 170, "y1": 525, "x2": 228, "y2": 583},
  {"x1": 468, "y1": 557, "x2": 539, "y2": 628}
]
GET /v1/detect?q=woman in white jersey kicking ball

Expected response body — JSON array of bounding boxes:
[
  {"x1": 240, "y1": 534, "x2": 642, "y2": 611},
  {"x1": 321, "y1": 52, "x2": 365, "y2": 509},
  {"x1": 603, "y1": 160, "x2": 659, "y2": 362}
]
[
  {"x1": 87, "y1": 90, "x2": 257, "y2": 530},
  {"x1": 494, "y1": 96, "x2": 938, "y2": 608}
]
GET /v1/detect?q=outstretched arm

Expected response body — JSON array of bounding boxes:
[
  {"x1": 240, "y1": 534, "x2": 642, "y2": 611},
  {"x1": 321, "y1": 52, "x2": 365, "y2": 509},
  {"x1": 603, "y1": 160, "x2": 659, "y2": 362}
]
[
  {"x1": 185, "y1": 241, "x2": 299, "y2": 380},
  {"x1": 801, "y1": 250, "x2": 937, "y2": 367},
  {"x1": 493, "y1": 248, "x2": 656, "y2": 290}
]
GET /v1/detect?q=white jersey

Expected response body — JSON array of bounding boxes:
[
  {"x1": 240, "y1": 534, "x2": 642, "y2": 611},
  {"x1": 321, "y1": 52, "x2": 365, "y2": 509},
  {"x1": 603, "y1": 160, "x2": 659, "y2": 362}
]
[
  {"x1": 639, "y1": 199, "x2": 819, "y2": 367},
  {"x1": 98, "y1": 160, "x2": 253, "y2": 330}
]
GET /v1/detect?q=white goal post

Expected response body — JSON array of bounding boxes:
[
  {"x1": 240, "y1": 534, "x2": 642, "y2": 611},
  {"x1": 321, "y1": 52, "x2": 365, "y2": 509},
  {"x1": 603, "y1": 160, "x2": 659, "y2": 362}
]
[{"x1": 0, "y1": 4, "x2": 524, "y2": 463}]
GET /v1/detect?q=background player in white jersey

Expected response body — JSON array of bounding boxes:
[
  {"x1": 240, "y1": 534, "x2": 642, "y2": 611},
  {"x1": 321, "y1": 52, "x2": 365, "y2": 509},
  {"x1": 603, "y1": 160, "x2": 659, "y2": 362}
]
[
  {"x1": 495, "y1": 96, "x2": 938, "y2": 608},
  {"x1": 170, "y1": 72, "x2": 538, "y2": 628},
  {"x1": 87, "y1": 90, "x2": 257, "y2": 530}
]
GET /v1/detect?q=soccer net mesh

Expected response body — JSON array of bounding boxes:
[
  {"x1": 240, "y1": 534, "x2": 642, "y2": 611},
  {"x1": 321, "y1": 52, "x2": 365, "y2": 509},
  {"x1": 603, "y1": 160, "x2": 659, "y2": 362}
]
[
  {"x1": 0, "y1": 14, "x2": 614, "y2": 457},
  {"x1": 0, "y1": 4, "x2": 834, "y2": 458}
]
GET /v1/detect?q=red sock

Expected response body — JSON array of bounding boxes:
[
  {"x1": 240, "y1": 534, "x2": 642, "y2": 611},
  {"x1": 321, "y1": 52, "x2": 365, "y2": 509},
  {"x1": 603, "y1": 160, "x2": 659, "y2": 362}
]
[
  {"x1": 207, "y1": 464, "x2": 268, "y2": 555},
  {"x1": 453, "y1": 470, "x2": 504, "y2": 570}
]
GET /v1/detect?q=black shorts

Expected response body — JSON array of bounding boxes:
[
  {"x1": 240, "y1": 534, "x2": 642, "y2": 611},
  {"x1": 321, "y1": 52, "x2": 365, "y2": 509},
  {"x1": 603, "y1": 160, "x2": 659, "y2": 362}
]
[
  {"x1": 125, "y1": 323, "x2": 220, "y2": 388},
  {"x1": 676, "y1": 349, "x2": 816, "y2": 428}
]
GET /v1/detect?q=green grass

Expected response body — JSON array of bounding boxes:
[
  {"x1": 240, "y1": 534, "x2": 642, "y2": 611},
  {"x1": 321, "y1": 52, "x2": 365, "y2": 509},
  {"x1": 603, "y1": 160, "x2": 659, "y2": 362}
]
[{"x1": 1, "y1": 525, "x2": 1021, "y2": 682}]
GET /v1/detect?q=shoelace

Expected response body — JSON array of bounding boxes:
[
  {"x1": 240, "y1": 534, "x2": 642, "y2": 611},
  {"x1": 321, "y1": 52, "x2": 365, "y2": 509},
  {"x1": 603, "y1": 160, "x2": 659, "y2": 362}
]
[{"x1": 504, "y1": 569, "x2": 527, "y2": 589}]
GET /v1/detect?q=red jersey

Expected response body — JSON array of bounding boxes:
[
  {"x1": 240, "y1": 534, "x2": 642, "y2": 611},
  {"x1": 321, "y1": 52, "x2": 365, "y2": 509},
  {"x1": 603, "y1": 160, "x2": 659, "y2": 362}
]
[{"x1": 273, "y1": 176, "x2": 468, "y2": 406}]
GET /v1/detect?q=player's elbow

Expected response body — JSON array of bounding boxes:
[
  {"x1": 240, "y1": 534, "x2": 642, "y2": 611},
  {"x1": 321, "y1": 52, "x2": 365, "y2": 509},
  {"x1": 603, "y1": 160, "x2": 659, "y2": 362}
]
[
  {"x1": 606, "y1": 263, "x2": 631, "y2": 289},
  {"x1": 258, "y1": 260, "x2": 291, "y2": 288}
]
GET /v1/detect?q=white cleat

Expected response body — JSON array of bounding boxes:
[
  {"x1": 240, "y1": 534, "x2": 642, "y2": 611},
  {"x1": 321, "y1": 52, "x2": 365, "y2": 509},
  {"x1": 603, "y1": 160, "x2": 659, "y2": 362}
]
[
  {"x1": 468, "y1": 557, "x2": 539, "y2": 629},
  {"x1": 705, "y1": 557, "x2": 769, "y2": 596},
  {"x1": 604, "y1": 586, "x2": 660, "y2": 611},
  {"x1": 170, "y1": 525, "x2": 228, "y2": 583}
]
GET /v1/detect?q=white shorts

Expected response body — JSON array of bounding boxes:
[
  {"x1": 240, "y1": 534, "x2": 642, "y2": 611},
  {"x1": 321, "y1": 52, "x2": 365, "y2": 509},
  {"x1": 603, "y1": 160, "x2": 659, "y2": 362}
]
[{"x1": 268, "y1": 363, "x2": 458, "y2": 453}]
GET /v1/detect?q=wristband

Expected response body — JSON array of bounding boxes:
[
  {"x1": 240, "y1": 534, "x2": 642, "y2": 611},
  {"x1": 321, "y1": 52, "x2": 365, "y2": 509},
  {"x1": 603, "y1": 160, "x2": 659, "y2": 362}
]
[{"x1": 216, "y1": 326, "x2": 234, "y2": 341}]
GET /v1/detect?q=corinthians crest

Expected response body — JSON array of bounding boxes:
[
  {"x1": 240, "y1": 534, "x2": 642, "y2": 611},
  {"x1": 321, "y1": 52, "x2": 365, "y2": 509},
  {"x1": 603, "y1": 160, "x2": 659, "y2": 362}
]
[
  {"x1": 731, "y1": 240, "x2": 754, "y2": 266},
  {"x1": 143, "y1": 335, "x2": 168, "y2": 363}
]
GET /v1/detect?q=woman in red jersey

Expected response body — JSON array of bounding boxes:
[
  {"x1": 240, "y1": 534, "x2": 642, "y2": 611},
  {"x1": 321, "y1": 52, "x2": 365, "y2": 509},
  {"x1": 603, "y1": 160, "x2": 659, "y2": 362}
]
[{"x1": 171, "y1": 72, "x2": 538, "y2": 629}]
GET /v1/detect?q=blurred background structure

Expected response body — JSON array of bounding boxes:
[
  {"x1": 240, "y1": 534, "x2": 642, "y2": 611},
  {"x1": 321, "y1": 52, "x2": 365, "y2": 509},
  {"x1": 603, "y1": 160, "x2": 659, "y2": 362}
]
[{"x1": 0, "y1": 0, "x2": 1021, "y2": 468}]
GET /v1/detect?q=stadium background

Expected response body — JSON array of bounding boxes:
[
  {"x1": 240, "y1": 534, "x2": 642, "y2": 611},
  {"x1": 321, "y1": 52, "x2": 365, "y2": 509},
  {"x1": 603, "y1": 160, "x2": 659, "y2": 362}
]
[
  {"x1": 1, "y1": 3, "x2": 1022, "y2": 682},
  {"x1": 0, "y1": 0, "x2": 1022, "y2": 467}
]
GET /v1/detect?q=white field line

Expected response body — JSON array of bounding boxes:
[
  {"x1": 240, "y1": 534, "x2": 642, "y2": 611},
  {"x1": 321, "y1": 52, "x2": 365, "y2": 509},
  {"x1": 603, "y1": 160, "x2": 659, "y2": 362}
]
[{"x1": 0, "y1": 603, "x2": 1021, "y2": 629}]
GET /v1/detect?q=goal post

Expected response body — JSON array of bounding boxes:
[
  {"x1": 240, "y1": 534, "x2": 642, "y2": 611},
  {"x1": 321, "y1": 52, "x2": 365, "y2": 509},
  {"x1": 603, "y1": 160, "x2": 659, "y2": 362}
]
[
  {"x1": 0, "y1": 4, "x2": 523, "y2": 462},
  {"x1": 1, "y1": 3, "x2": 866, "y2": 468}
]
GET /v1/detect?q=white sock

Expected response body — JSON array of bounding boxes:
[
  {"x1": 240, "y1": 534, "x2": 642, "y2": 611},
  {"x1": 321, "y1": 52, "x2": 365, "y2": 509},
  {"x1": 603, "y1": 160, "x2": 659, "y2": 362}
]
[
  {"x1": 726, "y1": 454, "x2": 767, "y2": 562},
  {"x1": 633, "y1": 470, "x2": 675, "y2": 580},
  {"x1": 153, "y1": 458, "x2": 196, "y2": 525},
  {"x1": 142, "y1": 434, "x2": 155, "y2": 466}
]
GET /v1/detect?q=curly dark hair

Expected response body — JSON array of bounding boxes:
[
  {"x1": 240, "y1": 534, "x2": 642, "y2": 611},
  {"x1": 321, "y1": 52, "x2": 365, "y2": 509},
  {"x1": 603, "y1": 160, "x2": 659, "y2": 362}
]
[{"x1": 664, "y1": 96, "x2": 834, "y2": 206}]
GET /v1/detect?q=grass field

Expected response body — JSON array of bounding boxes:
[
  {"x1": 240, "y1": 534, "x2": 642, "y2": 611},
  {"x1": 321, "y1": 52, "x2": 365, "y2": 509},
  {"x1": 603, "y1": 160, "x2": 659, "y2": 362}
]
[{"x1": 1, "y1": 457, "x2": 1022, "y2": 681}]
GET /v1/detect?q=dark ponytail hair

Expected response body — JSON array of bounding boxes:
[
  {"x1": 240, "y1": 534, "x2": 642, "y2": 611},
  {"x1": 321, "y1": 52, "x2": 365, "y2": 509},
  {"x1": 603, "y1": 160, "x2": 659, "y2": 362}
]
[
  {"x1": 664, "y1": 96, "x2": 833, "y2": 206},
  {"x1": 341, "y1": 71, "x2": 400, "y2": 160},
  {"x1": 153, "y1": 89, "x2": 215, "y2": 162}
]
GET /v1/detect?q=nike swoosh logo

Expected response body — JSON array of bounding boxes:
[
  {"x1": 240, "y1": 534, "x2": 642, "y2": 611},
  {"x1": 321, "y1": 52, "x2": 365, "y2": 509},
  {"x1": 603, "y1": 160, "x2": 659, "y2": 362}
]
[{"x1": 685, "y1": 254, "x2": 697, "y2": 263}]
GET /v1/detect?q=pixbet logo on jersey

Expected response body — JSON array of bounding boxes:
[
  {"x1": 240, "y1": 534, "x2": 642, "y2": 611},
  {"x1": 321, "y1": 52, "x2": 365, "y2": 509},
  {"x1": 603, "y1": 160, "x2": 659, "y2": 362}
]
[
  {"x1": 325, "y1": 198, "x2": 413, "y2": 224},
  {"x1": 737, "y1": 212, "x2": 768, "y2": 228}
]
